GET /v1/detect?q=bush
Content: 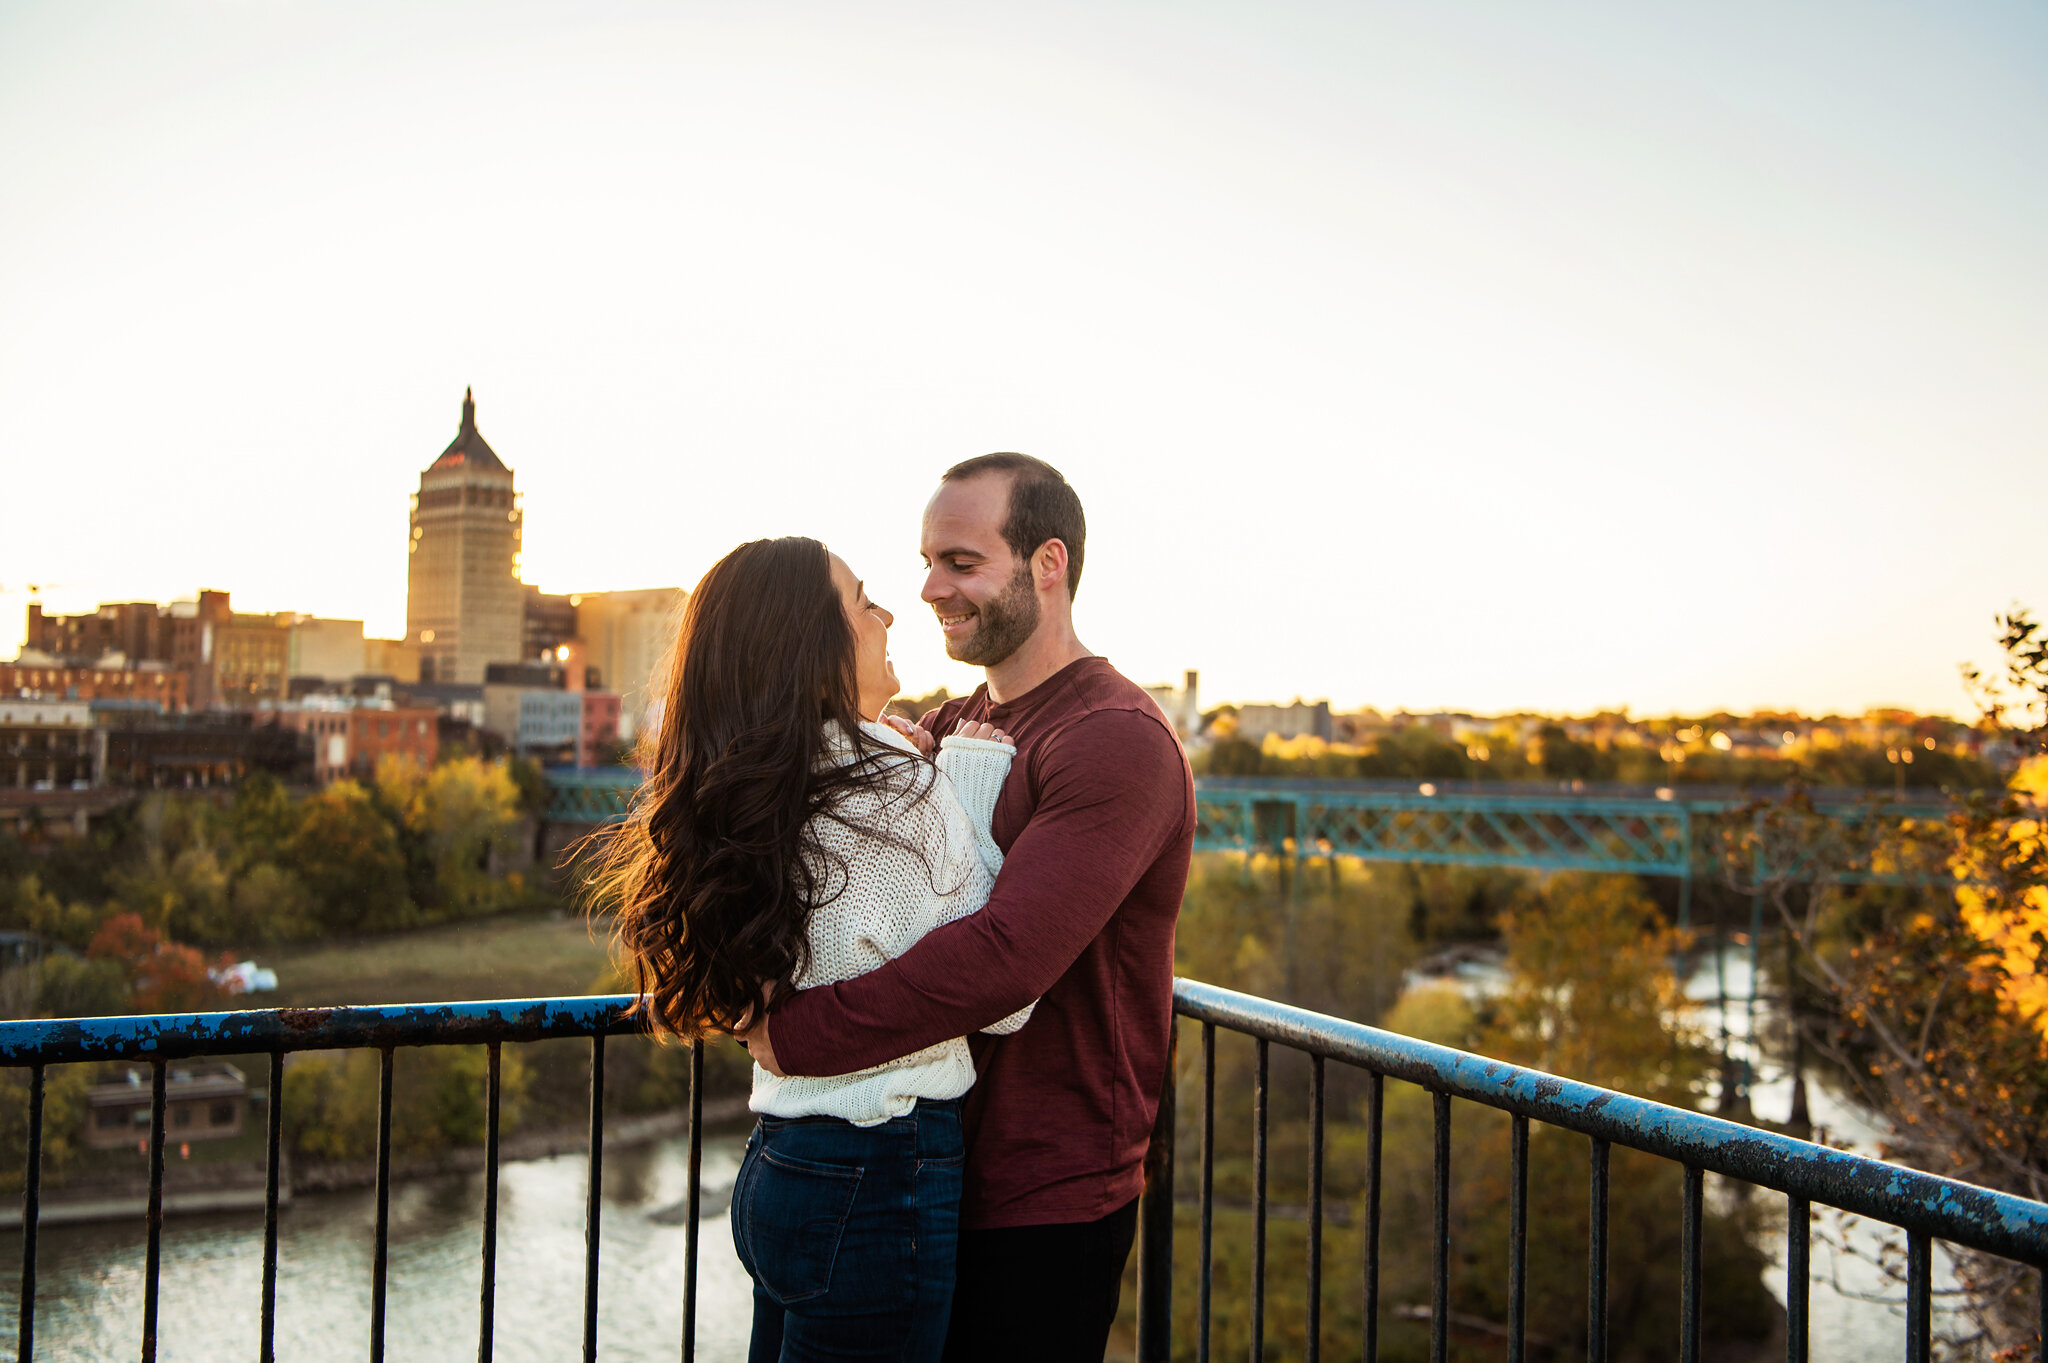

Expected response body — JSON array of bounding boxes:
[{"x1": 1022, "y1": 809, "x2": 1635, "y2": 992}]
[
  {"x1": 0, "y1": 1065, "x2": 92, "y2": 1196},
  {"x1": 34, "y1": 954, "x2": 128, "y2": 1018},
  {"x1": 284, "y1": 1044, "x2": 530, "y2": 1162}
]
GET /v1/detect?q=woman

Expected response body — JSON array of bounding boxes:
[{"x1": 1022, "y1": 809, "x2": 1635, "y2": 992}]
[{"x1": 588, "y1": 535, "x2": 1025, "y2": 1362}]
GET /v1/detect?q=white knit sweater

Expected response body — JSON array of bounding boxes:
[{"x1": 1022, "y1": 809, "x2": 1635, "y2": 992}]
[{"x1": 750, "y1": 719, "x2": 1030, "y2": 1127}]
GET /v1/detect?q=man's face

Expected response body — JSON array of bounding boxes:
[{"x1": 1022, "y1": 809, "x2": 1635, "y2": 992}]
[{"x1": 920, "y1": 474, "x2": 1041, "y2": 668}]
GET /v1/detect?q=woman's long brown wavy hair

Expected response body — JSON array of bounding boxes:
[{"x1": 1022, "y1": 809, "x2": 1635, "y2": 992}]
[{"x1": 582, "y1": 536, "x2": 927, "y2": 1039}]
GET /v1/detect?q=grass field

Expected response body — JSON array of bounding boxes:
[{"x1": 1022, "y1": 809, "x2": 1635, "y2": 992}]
[{"x1": 245, "y1": 911, "x2": 618, "y2": 1008}]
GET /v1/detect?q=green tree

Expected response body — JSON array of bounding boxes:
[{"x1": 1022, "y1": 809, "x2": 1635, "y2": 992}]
[
  {"x1": 224, "y1": 862, "x2": 317, "y2": 944},
  {"x1": 290, "y1": 780, "x2": 415, "y2": 933},
  {"x1": 1529, "y1": 723, "x2": 1608, "y2": 781},
  {"x1": 1482, "y1": 873, "x2": 1708, "y2": 1102},
  {"x1": 379, "y1": 754, "x2": 523, "y2": 917},
  {"x1": 33, "y1": 954, "x2": 129, "y2": 1018},
  {"x1": 0, "y1": 873, "x2": 102, "y2": 951}
]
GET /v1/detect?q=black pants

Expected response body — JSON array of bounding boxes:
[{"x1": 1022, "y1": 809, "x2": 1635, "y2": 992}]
[{"x1": 941, "y1": 1197, "x2": 1140, "y2": 1363}]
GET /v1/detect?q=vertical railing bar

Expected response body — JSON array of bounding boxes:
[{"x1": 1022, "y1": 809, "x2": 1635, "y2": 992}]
[
  {"x1": 1906, "y1": 1231, "x2": 1931, "y2": 1363},
  {"x1": 17, "y1": 1062, "x2": 43, "y2": 1363},
  {"x1": 1589, "y1": 1136, "x2": 1610, "y2": 1363},
  {"x1": 1681, "y1": 1164, "x2": 1703, "y2": 1363},
  {"x1": 1198, "y1": 1022, "x2": 1215, "y2": 1363},
  {"x1": 584, "y1": 1034, "x2": 605, "y2": 1363},
  {"x1": 1363, "y1": 1071, "x2": 1383, "y2": 1363},
  {"x1": 261, "y1": 1049, "x2": 283, "y2": 1363},
  {"x1": 682, "y1": 1037, "x2": 702, "y2": 1363},
  {"x1": 143, "y1": 1058, "x2": 167, "y2": 1363},
  {"x1": 1137, "y1": 1023, "x2": 1177, "y2": 1362},
  {"x1": 371, "y1": 1046, "x2": 394, "y2": 1363},
  {"x1": 1508, "y1": 1113, "x2": 1527, "y2": 1363},
  {"x1": 1787, "y1": 1196, "x2": 1809, "y2": 1363},
  {"x1": 1430, "y1": 1091, "x2": 1450, "y2": 1363},
  {"x1": 1251, "y1": 1037, "x2": 1269, "y2": 1363},
  {"x1": 478, "y1": 1042, "x2": 501, "y2": 1363},
  {"x1": 1306, "y1": 1053, "x2": 1324, "y2": 1363}
]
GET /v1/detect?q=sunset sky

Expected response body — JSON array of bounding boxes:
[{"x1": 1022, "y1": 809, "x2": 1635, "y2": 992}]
[{"x1": 2, "y1": 2, "x2": 2043, "y2": 717}]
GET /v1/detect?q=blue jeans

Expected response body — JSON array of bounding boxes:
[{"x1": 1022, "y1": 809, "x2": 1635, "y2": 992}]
[{"x1": 731, "y1": 1099, "x2": 964, "y2": 1363}]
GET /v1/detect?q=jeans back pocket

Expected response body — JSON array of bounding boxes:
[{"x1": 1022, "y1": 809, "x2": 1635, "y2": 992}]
[{"x1": 735, "y1": 1146, "x2": 864, "y2": 1305}]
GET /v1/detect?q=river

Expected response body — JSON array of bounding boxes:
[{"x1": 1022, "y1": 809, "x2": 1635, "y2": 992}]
[{"x1": 0, "y1": 1129, "x2": 758, "y2": 1362}]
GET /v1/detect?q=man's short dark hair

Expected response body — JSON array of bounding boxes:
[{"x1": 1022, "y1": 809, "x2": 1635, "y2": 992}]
[{"x1": 942, "y1": 452, "x2": 1086, "y2": 599}]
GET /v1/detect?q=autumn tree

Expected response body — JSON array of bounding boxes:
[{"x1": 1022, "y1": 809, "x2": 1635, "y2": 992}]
[
  {"x1": 1734, "y1": 609, "x2": 2048, "y2": 1355},
  {"x1": 85, "y1": 912, "x2": 228, "y2": 1013}
]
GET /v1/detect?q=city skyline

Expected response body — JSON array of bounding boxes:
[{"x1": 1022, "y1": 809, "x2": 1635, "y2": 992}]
[{"x1": 3, "y1": 2, "x2": 2044, "y2": 718}]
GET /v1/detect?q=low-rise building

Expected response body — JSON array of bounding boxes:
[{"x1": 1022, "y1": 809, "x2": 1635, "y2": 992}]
[
  {"x1": 580, "y1": 690, "x2": 621, "y2": 761},
  {"x1": 101, "y1": 712, "x2": 309, "y2": 789},
  {"x1": 403, "y1": 681, "x2": 488, "y2": 729},
  {"x1": 1234, "y1": 699, "x2": 1334, "y2": 745},
  {"x1": 259, "y1": 697, "x2": 440, "y2": 783},
  {"x1": 85, "y1": 1062, "x2": 246, "y2": 1149},
  {"x1": 349, "y1": 704, "x2": 439, "y2": 776},
  {"x1": 0, "y1": 699, "x2": 103, "y2": 791}
]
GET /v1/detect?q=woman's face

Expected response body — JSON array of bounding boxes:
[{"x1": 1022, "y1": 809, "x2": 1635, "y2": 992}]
[{"x1": 829, "y1": 552, "x2": 899, "y2": 720}]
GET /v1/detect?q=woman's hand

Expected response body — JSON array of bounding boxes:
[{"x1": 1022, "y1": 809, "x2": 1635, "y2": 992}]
[
  {"x1": 953, "y1": 719, "x2": 1014, "y2": 749},
  {"x1": 881, "y1": 712, "x2": 936, "y2": 757}
]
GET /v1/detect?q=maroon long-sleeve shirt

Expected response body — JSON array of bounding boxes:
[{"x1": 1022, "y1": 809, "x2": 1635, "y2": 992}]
[{"x1": 770, "y1": 656, "x2": 1194, "y2": 1229}]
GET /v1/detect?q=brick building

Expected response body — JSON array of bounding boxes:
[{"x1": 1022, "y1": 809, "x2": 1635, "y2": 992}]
[
  {"x1": 259, "y1": 698, "x2": 439, "y2": 783},
  {"x1": 101, "y1": 712, "x2": 309, "y2": 788},
  {"x1": 1, "y1": 660, "x2": 188, "y2": 712}
]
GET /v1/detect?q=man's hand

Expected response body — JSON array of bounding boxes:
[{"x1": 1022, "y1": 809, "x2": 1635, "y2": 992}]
[
  {"x1": 738, "y1": 1013, "x2": 787, "y2": 1077},
  {"x1": 882, "y1": 713, "x2": 935, "y2": 757}
]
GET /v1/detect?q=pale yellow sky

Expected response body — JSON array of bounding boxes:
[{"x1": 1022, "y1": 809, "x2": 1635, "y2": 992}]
[{"x1": 2, "y1": 2, "x2": 2043, "y2": 716}]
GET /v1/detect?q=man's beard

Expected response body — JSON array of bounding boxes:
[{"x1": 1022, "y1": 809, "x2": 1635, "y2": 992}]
[{"x1": 946, "y1": 562, "x2": 1040, "y2": 668}]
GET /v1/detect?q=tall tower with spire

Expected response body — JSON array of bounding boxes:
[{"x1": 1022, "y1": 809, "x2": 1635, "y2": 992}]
[{"x1": 406, "y1": 389, "x2": 524, "y2": 684}]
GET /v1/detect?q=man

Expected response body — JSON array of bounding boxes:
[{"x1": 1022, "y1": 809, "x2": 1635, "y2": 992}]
[{"x1": 743, "y1": 452, "x2": 1194, "y2": 1361}]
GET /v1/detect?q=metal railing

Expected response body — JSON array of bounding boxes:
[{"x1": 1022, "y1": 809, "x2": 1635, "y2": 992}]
[
  {"x1": 5, "y1": 984, "x2": 2045, "y2": 1361},
  {"x1": 1136, "y1": 979, "x2": 2048, "y2": 1363},
  {"x1": 0, "y1": 995, "x2": 696, "y2": 1363}
]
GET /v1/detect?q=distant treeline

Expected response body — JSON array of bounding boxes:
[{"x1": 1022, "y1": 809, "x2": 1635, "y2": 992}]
[{"x1": 1195, "y1": 720, "x2": 1996, "y2": 788}]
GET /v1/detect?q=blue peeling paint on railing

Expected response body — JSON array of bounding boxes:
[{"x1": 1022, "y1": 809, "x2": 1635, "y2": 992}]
[{"x1": 0, "y1": 994, "x2": 647, "y2": 1066}]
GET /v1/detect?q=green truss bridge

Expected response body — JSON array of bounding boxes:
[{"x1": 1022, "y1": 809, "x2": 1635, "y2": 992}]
[{"x1": 543, "y1": 769, "x2": 1960, "y2": 922}]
